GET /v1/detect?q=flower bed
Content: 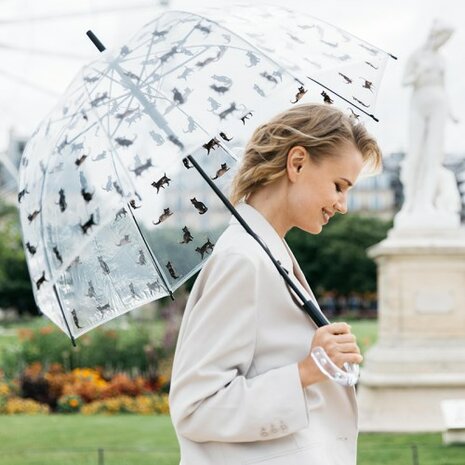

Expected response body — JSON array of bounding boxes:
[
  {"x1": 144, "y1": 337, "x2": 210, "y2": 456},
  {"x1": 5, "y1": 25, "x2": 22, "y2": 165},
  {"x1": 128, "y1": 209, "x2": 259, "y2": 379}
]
[
  {"x1": 80, "y1": 394, "x2": 169, "y2": 415},
  {"x1": 0, "y1": 362, "x2": 171, "y2": 415}
]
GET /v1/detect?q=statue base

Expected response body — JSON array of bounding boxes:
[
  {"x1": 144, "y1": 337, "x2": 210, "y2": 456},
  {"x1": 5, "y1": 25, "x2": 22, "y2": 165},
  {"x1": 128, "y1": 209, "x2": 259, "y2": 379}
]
[
  {"x1": 357, "y1": 227, "x2": 465, "y2": 432},
  {"x1": 394, "y1": 207, "x2": 460, "y2": 230}
]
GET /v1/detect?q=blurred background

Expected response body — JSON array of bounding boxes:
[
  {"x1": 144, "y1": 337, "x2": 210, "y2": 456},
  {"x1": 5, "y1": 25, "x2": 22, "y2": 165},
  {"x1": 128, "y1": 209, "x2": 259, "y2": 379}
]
[{"x1": 1, "y1": 0, "x2": 465, "y2": 213}]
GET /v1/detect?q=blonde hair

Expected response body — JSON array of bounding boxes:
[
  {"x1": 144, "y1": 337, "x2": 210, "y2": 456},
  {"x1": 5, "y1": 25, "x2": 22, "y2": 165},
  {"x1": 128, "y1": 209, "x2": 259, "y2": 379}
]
[{"x1": 229, "y1": 103, "x2": 382, "y2": 205}]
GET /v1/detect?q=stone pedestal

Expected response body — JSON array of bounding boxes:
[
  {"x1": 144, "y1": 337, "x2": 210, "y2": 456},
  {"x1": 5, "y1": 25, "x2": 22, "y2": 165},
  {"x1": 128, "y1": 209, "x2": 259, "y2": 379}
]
[{"x1": 358, "y1": 227, "x2": 465, "y2": 432}]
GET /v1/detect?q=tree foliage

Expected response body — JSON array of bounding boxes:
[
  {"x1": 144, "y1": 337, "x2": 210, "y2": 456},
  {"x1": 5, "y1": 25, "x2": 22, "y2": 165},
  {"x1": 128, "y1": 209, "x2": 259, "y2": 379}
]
[
  {"x1": 0, "y1": 201, "x2": 36, "y2": 314},
  {"x1": 286, "y1": 214, "x2": 392, "y2": 296}
]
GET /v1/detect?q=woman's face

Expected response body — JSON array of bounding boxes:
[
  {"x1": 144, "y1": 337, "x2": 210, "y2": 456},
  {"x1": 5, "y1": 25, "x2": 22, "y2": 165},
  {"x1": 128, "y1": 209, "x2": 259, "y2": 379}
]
[{"x1": 286, "y1": 144, "x2": 364, "y2": 234}]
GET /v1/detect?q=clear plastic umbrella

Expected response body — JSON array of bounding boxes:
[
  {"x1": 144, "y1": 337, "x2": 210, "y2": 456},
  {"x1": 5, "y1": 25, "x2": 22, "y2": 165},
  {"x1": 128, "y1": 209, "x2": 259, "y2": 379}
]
[{"x1": 18, "y1": 6, "x2": 395, "y2": 350}]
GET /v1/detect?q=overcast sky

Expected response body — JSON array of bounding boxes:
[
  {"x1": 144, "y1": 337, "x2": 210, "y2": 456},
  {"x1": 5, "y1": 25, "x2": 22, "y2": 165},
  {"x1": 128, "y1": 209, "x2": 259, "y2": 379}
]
[{"x1": 1, "y1": 0, "x2": 464, "y2": 157}]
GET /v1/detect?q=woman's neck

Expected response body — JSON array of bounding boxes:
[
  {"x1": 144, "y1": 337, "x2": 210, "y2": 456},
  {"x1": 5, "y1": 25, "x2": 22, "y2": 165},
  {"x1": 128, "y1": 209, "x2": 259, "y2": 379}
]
[{"x1": 246, "y1": 183, "x2": 290, "y2": 238}]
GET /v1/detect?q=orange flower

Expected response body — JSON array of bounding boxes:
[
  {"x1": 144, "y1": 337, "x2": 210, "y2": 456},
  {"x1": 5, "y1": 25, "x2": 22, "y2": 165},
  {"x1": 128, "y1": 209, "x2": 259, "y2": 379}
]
[
  {"x1": 69, "y1": 398, "x2": 79, "y2": 408},
  {"x1": 39, "y1": 326, "x2": 54, "y2": 335},
  {"x1": 23, "y1": 362, "x2": 43, "y2": 380},
  {"x1": 104, "y1": 330, "x2": 117, "y2": 339},
  {"x1": 17, "y1": 328, "x2": 34, "y2": 341}
]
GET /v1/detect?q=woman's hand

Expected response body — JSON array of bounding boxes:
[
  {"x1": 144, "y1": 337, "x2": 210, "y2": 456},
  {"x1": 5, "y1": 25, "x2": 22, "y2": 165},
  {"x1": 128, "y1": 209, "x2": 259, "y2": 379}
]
[{"x1": 298, "y1": 322, "x2": 363, "y2": 387}]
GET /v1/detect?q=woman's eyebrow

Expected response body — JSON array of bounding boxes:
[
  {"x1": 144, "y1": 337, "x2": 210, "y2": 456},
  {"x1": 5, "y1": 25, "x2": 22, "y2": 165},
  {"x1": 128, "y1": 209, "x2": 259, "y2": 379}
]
[{"x1": 339, "y1": 177, "x2": 353, "y2": 187}]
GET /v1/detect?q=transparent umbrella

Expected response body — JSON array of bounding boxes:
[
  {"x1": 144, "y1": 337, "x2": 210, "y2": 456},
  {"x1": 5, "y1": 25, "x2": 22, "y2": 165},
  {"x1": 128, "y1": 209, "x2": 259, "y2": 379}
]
[{"x1": 18, "y1": 5, "x2": 395, "y2": 363}]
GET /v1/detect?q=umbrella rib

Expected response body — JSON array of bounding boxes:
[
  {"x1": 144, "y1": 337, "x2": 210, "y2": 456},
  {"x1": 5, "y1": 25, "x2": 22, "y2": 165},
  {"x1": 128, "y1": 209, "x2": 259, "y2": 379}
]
[
  {"x1": 35, "y1": 125, "x2": 77, "y2": 342},
  {"x1": 171, "y1": 10, "x2": 300, "y2": 84},
  {"x1": 108, "y1": 94, "x2": 139, "y2": 141},
  {"x1": 136, "y1": 15, "x2": 200, "y2": 81},
  {"x1": 78, "y1": 70, "x2": 141, "y2": 140},
  {"x1": 52, "y1": 284, "x2": 76, "y2": 345},
  {"x1": 306, "y1": 76, "x2": 380, "y2": 122},
  {"x1": 79, "y1": 60, "x2": 176, "y2": 297},
  {"x1": 80, "y1": 67, "x2": 140, "y2": 198},
  {"x1": 125, "y1": 204, "x2": 173, "y2": 300}
]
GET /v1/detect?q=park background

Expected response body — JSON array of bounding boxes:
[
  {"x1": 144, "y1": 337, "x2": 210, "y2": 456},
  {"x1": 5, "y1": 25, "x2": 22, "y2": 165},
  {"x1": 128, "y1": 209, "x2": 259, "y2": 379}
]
[{"x1": 1, "y1": 0, "x2": 465, "y2": 464}]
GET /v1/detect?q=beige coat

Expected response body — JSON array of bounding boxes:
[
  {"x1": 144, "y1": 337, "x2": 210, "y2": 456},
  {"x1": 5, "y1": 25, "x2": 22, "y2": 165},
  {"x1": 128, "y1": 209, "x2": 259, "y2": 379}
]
[{"x1": 169, "y1": 203, "x2": 358, "y2": 465}]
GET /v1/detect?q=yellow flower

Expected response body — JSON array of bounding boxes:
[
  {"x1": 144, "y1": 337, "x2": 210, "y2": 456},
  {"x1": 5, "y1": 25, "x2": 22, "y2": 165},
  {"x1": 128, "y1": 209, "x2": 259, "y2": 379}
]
[
  {"x1": 0, "y1": 383, "x2": 10, "y2": 396},
  {"x1": 5, "y1": 397, "x2": 49, "y2": 414}
]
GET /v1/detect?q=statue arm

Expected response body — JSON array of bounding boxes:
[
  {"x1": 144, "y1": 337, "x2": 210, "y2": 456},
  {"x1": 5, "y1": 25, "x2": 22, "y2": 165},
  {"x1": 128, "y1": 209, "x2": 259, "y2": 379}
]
[{"x1": 402, "y1": 51, "x2": 420, "y2": 87}]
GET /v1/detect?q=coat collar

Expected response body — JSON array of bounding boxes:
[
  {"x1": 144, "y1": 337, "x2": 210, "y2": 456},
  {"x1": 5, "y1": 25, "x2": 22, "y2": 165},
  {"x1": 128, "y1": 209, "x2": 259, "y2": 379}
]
[
  {"x1": 231, "y1": 202, "x2": 294, "y2": 273},
  {"x1": 230, "y1": 203, "x2": 319, "y2": 306}
]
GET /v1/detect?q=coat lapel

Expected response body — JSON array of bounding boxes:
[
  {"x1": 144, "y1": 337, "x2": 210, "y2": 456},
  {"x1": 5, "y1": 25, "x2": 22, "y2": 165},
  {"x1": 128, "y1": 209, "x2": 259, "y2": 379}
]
[
  {"x1": 282, "y1": 240, "x2": 319, "y2": 304},
  {"x1": 231, "y1": 203, "x2": 321, "y2": 310},
  {"x1": 231, "y1": 203, "x2": 294, "y2": 273}
]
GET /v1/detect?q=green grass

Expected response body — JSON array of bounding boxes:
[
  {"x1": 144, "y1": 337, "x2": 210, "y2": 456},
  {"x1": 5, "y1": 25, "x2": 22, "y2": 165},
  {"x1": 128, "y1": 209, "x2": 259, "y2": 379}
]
[
  {"x1": 0, "y1": 415, "x2": 464, "y2": 465},
  {"x1": 0, "y1": 415, "x2": 179, "y2": 465},
  {"x1": 358, "y1": 432, "x2": 465, "y2": 465}
]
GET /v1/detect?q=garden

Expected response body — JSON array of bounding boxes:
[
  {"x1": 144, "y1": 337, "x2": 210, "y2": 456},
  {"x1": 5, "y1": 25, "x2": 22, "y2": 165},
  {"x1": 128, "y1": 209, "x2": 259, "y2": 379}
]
[
  {"x1": 1, "y1": 318, "x2": 465, "y2": 464},
  {"x1": 0, "y1": 315, "x2": 177, "y2": 416},
  {"x1": 1, "y1": 201, "x2": 464, "y2": 463}
]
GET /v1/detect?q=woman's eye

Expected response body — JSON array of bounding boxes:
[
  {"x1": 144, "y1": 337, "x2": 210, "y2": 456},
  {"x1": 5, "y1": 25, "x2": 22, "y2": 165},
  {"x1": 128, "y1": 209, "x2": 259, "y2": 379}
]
[{"x1": 335, "y1": 184, "x2": 342, "y2": 193}]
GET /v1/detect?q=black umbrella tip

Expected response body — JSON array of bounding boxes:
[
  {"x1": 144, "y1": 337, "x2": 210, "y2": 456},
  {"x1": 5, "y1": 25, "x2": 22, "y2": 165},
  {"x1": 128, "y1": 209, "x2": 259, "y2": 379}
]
[{"x1": 86, "y1": 30, "x2": 106, "y2": 53}]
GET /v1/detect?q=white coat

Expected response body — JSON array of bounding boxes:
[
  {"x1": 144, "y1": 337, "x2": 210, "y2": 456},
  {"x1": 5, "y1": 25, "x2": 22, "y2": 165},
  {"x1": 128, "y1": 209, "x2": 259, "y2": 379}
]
[{"x1": 169, "y1": 203, "x2": 358, "y2": 465}]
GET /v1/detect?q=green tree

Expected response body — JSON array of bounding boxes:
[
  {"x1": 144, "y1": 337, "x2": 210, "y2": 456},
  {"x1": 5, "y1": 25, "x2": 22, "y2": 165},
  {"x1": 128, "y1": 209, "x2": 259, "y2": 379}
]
[
  {"x1": 0, "y1": 200, "x2": 36, "y2": 314},
  {"x1": 286, "y1": 214, "x2": 392, "y2": 296}
]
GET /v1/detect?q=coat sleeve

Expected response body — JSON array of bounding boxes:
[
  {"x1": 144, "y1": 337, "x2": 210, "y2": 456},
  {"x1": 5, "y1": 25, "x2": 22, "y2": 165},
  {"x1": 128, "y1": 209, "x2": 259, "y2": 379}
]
[{"x1": 169, "y1": 252, "x2": 310, "y2": 443}]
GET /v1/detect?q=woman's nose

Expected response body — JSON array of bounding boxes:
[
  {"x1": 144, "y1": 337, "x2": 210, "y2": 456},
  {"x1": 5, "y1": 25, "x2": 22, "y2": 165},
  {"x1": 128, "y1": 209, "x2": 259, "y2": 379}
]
[{"x1": 335, "y1": 194, "x2": 348, "y2": 214}]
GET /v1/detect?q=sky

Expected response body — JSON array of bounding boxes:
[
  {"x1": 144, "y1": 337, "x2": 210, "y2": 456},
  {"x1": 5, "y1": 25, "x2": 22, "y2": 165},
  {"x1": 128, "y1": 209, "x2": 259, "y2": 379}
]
[{"x1": 0, "y1": 0, "x2": 464, "y2": 158}]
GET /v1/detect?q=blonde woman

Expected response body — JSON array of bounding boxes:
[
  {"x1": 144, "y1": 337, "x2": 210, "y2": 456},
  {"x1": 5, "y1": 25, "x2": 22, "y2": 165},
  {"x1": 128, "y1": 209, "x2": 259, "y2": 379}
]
[{"x1": 169, "y1": 103, "x2": 382, "y2": 465}]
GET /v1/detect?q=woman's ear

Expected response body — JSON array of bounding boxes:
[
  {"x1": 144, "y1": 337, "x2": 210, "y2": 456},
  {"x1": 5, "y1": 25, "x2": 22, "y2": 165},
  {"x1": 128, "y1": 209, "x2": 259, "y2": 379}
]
[{"x1": 287, "y1": 146, "x2": 308, "y2": 182}]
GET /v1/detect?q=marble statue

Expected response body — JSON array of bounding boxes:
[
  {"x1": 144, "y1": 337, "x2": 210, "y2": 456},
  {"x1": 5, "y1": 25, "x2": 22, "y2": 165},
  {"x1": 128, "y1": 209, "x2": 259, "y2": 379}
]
[{"x1": 395, "y1": 19, "x2": 461, "y2": 229}]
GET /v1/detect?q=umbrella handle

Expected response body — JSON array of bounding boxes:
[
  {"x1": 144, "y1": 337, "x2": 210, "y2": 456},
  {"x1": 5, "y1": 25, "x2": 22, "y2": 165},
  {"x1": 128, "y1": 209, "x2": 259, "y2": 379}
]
[{"x1": 310, "y1": 346, "x2": 360, "y2": 386}]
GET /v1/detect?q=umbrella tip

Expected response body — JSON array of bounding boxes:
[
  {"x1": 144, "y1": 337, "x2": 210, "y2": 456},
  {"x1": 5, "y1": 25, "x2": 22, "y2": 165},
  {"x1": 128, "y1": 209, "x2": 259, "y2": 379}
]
[{"x1": 86, "y1": 30, "x2": 106, "y2": 53}]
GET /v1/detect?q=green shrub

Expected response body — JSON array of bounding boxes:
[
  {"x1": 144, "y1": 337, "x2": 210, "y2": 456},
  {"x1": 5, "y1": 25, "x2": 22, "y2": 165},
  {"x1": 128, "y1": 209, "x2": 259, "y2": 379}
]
[
  {"x1": 0, "y1": 322, "x2": 167, "y2": 378},
  {"x1": 57, "y1": 394, "x2": 84, "y2": 413},
  {"x1": 286, "y1": 213, "x2": 391, "y2": 296}
]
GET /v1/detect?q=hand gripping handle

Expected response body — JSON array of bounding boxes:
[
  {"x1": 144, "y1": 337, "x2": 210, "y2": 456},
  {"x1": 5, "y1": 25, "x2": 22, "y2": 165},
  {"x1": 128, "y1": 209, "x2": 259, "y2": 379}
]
[{"x1": 310, "y1": 346, "x2": 360, "y2": 386}]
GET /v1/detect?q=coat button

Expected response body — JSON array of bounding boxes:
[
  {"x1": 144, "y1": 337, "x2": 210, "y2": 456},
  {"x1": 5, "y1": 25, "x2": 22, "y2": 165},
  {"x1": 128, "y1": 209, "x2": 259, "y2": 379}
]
[
  {"x1": 280, "y1": 421, "x2": 288, "y2": 431},
  {"x1": 260, "y1": 427, "x2": 268, "y2": 437}
]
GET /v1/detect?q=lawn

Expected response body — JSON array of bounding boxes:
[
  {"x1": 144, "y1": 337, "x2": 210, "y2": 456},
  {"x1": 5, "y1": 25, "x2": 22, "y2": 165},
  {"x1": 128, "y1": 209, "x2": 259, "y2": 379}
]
[
  {"x1": 0, "y1": 415, "x2": 179, "y2": 465},
  {"x1": 0, "y1": 415, "x2": 464, "y2": 465}
]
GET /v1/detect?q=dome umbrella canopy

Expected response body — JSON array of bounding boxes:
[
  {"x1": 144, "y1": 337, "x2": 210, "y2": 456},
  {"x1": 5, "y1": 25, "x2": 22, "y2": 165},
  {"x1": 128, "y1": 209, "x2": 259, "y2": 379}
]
[{"x1": 18, "y1": 6, "x2": 394, "y2": 342}]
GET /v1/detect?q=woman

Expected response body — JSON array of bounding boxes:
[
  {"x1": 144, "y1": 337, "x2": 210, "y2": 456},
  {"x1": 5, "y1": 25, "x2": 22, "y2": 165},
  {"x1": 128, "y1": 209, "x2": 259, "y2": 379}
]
[{"x1": 169, "y1": 103, "x2": 382, "y2": 465}]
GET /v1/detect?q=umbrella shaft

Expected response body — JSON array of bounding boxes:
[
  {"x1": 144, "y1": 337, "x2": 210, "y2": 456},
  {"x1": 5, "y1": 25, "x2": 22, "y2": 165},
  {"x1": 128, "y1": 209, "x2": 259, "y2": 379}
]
[{"x1": 186, "y1": 155, "x2": 329, "y2": 328}]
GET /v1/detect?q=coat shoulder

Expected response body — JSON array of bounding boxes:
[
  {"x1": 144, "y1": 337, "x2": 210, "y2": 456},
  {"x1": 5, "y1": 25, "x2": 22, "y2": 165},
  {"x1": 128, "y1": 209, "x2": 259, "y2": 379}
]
[{"x1": 212, "y1": 224, "x2": 269, "y2": 264}]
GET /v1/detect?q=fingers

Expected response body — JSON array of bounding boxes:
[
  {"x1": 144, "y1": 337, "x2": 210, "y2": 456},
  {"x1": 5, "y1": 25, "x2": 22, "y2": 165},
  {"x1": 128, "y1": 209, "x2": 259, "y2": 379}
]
[
  {"x1": 312, "y1": 322, "x2": 363, "y2": 368},
  {"x1": 324, "y1": 342, "x2": 362, "y2": 365},
  {"x1": 334, "y1": 333, "x2": 356, "y2": 344},
  {"x1": 325, "y1": 322, "x2": 352, "y2": 335},
  {"x1": 336, "y1": 342, "x2": 361, "y2": 354},
  {"x1": 334, "y1": 352, "x2": 363, "y2": 367}
]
